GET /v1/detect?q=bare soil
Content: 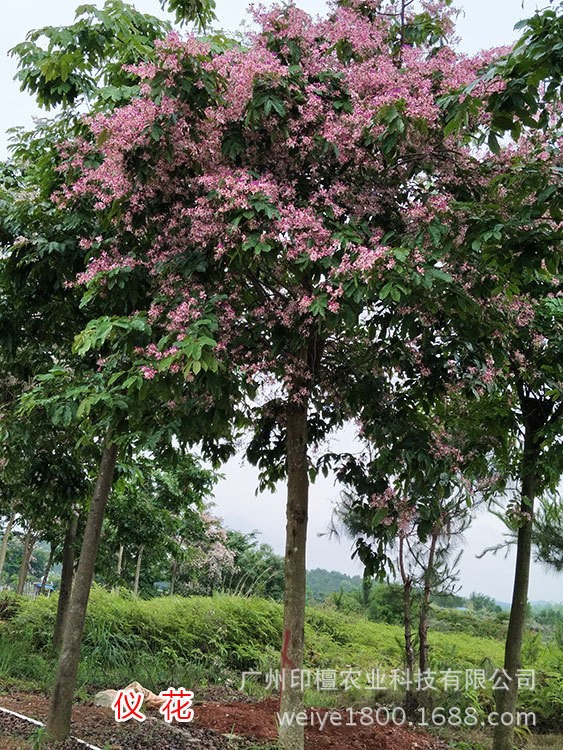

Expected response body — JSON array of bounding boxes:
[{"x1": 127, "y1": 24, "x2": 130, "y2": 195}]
[{"x1": 0, "y1": 691, "x2": 448, "y2": 750}]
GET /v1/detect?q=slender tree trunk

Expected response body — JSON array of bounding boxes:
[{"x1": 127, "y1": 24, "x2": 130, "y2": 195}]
[
  {"x1": 53, "y1": 511, "x2": 79, "y2": 651},
  {"x1": 116, "y1": 544, "x2": 124, "y2": 576},
  {"x1": 170, "y1": 559, "x2": 177, "y2": 595},
  {"x1": 399, "y1": 536, "x2": 416, "y2": 716},
  {"x1": 493, "y1": 418, "x2": 539, "y2": 750},
  {"x1": 16, "y1": 529, "x2": 36, "y2": 595},
  {"x1": 402, "y1": 582, "x2": 415, "y2": 674},
  {"x1": 279, "y1": 398, "x2": 309, "y2": 750},
  {"x1": 133, "y1": 544, "x2": 144, "y2": 596},
  {"x1": 40, "y1": 546, "x2": 55, "y2": 596},
  {"x1": 46, "y1": 442, "x2": 118, "y2": 743},
  {"x1": 361, "y1": 574, "x2": 372, "y2": 612},
  {"x1": 0, "y1": 512, "x2": 15, "y2": 582},
  {"x1": 419, "y1": 530, "x2": 438, "y2": 675}
]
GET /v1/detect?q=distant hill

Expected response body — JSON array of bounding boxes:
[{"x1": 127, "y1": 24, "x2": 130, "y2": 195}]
[
  {"x1": 496, "y1": 600, "x2": 562, "y2": 611},
  {"x1": 306, "y1": 568, "x2": 363, "y2": 601},
  {"x1": 530, "y1": 600, "x2": 563, "y2": 610},
  {"x1": 304, "y1": 571, "x2": 561, "y2": 610}
]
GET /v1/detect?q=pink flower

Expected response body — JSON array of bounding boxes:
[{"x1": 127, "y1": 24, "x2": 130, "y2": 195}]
[{"x1": 140, "y1": 366, "x2": 158, "y2": 380}]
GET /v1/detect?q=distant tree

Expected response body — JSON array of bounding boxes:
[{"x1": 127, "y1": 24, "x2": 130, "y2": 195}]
[
  {"x1": 223, "y1": 530, "x2": 285, "y2": 600},
  {"x1": 432, "y1": 591, "x2": 466, "y2": 609},
  {"x1": 533, "y1": 604, "x2": 563, "y2": 628},
  {"x1": 469, "y1": 591, "x2": 502, "y2": 615},
  {"x1": 324, "y1": 588, "x2": 365, "y2": 616},
  {"x1": 95, "y1": 453, "x2": 220, "y2": 596},
  {"x1": 305, "y1": 568, "x2": 363, "y2": 603},
  {"x1": 335, "y1": 479, "x2": 468, "y2": 714},
  {"x1": 533, "y1": 497, "x2": 563, "y2": 573},
  {"x1": 369, "y1": 582, "x2": 411, "y2": 625}
]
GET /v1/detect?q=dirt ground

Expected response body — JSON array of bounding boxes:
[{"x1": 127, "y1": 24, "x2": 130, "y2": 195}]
[
  {"x1": 196, "y1": 697, "x2": 448, "y2": 750},
  {"x1": 0, "y1": 691, "x2": 449, "y2": 750}
]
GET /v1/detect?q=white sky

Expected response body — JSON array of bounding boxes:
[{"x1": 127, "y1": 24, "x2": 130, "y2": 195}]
[{"x1": 1, "y1": 0, "x2": 561, "y2": 603}]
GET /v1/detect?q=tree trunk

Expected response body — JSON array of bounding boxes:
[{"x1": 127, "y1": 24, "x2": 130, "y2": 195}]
[
  {"x1": 278, "y1": 399, "x2": 309, "y2": 750},
  {"x1": 170, "y1": 559, "x2": 177, "y2": 596},
  {"x1": 40, "y1": 546, "x2": 55, "y2": 596},
  {"x1": 133, "y1": 544, "x2": 144, "y2": 596},
  {"x1": 419, "y1": 529, "x2": 438, "y2": 675},
  {"x1": 53, "y1": 511, "x2": 79, "y2": 651},
  {"x1": 0, "y1": 513, "x2": 15, "y2": 582},
  {"x1": 116, "y1": 544, "x2": 124, "y2": 576},
  {"x1": 399, "y1": 536, "x2": 416, "y2": 716},
  {"x1": 46, "y1": 442, "x2": 118, "y2": 743},
  {"x1": 361, "y1": 574, "x2": 372, "y2": 612},
  {"x1": 16, "y1": 529, "x2": 35, "y2": 595},
  {"x1": 493, "y1": 418, "x2": 539, "y2": 750}
]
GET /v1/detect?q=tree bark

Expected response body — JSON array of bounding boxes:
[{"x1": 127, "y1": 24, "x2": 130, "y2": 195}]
[
  {"x1": 0, "y1": 513, "x2": 15, "y2": 582},
  {"x1": 419, "y1": 529, "x2": 438, "y2": 675},
  {"x1": 170, "y1": 559, "x2": 178, "y2": 595},
  {"x1": 361, "y1": 574, "x2": 372, "y2": 612},
  {"x1": 40, "y1": 546, "x2": 55, "y2": 596},
  {"x1": 399, "y1": 536, "x2": 416, "y2": 716},
  {"x1": 278, "y1": 399, "x2": 309, "y2": 750},
  {"x1": 133, "y1": 544, "x2": 144, "y2": 596},
  {"x1": 16, "y1": 529, "x2": 36, "y2": 595},
  {"x1": 53, "y1": 511, "x2": 79, "y2": 652},
  {"x1": 116, "y1": 544, "x2": 124, "y2": 576},
  {"x1": 46, "y1": 442, "x2": 118, "y2": 742},
  {"x1": 493, "y1": 417, "x2": 539, "y2": 750}
]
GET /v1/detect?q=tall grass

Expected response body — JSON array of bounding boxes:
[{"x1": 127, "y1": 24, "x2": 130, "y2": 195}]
[
  {"x1": 0, "y1": 586, "x2": 504, "y2": 688},
  {"x1": 1, "y1": 586, "x2": 561, "y2": 731}
]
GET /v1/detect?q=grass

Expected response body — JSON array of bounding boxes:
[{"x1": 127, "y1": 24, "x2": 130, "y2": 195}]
[
  {"x1": 0, "y1": 587, "x2": 532, "y2": 692},
  {"x1": 0, "y1": 588, "x2": 561, "y2": 736}
]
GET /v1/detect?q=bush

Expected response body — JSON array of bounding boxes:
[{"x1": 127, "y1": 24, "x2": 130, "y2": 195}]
[
  {"x1": 430, "y1": 605, "x2": 508, "y2": 641},
  {"x1": 0, "y1": 592, "x2": 22, "y2": 621}
]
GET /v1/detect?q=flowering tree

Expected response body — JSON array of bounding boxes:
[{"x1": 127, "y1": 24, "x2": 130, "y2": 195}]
[
  {"x1": 332, "y1": 388, "x2": 474, "y2": 714},
  {"x1": 418, "y1": 23, "x2": 563, "y2": 746},
  {"x1": 54, "y1": 2, "x2": 515, "y2": 747},
  {"x1": 435, "y1": 147, "x2": 563, "y2": 750},
  {"x1": 322, "y1": 5, "x2": 562, "y2": 742},
  {"x1": 2, "y1": 0, "x2": 220, "y2": 742}
]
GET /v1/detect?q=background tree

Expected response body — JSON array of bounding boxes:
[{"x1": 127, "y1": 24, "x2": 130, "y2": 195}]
[
  {"x1": 223, "y1": 530, "x2": 285, "y2": 600},
  {"x1": 335, "y1": 473, "x2": 469, "y2": 714},
  {"x1": 533, "y1": 497, "x2": 563, "y2": 574},
  {"x1": 1, "y1": 0, "x2": 221, "y2": 740},
  {"x1": 95, "y1": 454, "x2": 220, "y2": 595},
  {"x1": 469, "y1": 591, "x2": 502, "y2": 615}
]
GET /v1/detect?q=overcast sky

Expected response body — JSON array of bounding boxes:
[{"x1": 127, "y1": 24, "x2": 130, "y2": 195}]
[{"x1": 1, "y1": 0, "x2": 561, "y2": 603}]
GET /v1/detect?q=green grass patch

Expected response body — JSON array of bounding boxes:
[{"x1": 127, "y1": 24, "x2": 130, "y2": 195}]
[{"x1": 0, "y1": 587, "x2": 561, "y2": 733}]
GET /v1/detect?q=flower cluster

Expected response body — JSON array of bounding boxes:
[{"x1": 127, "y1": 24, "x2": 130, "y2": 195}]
[{"x1": 59, "y1": 0, "x2": 521, "y2": 409}]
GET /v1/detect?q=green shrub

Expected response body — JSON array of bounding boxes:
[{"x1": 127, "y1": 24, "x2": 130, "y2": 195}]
[
  {"x1": 430, "y1": 605, "x2": 508, "y2": 640},
  {"x1": 526, "y1": 672, "x2": 563, "y2": 732},
  {"x1": 0, "y1": 592, "x2": 22, "y2": 621}
]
